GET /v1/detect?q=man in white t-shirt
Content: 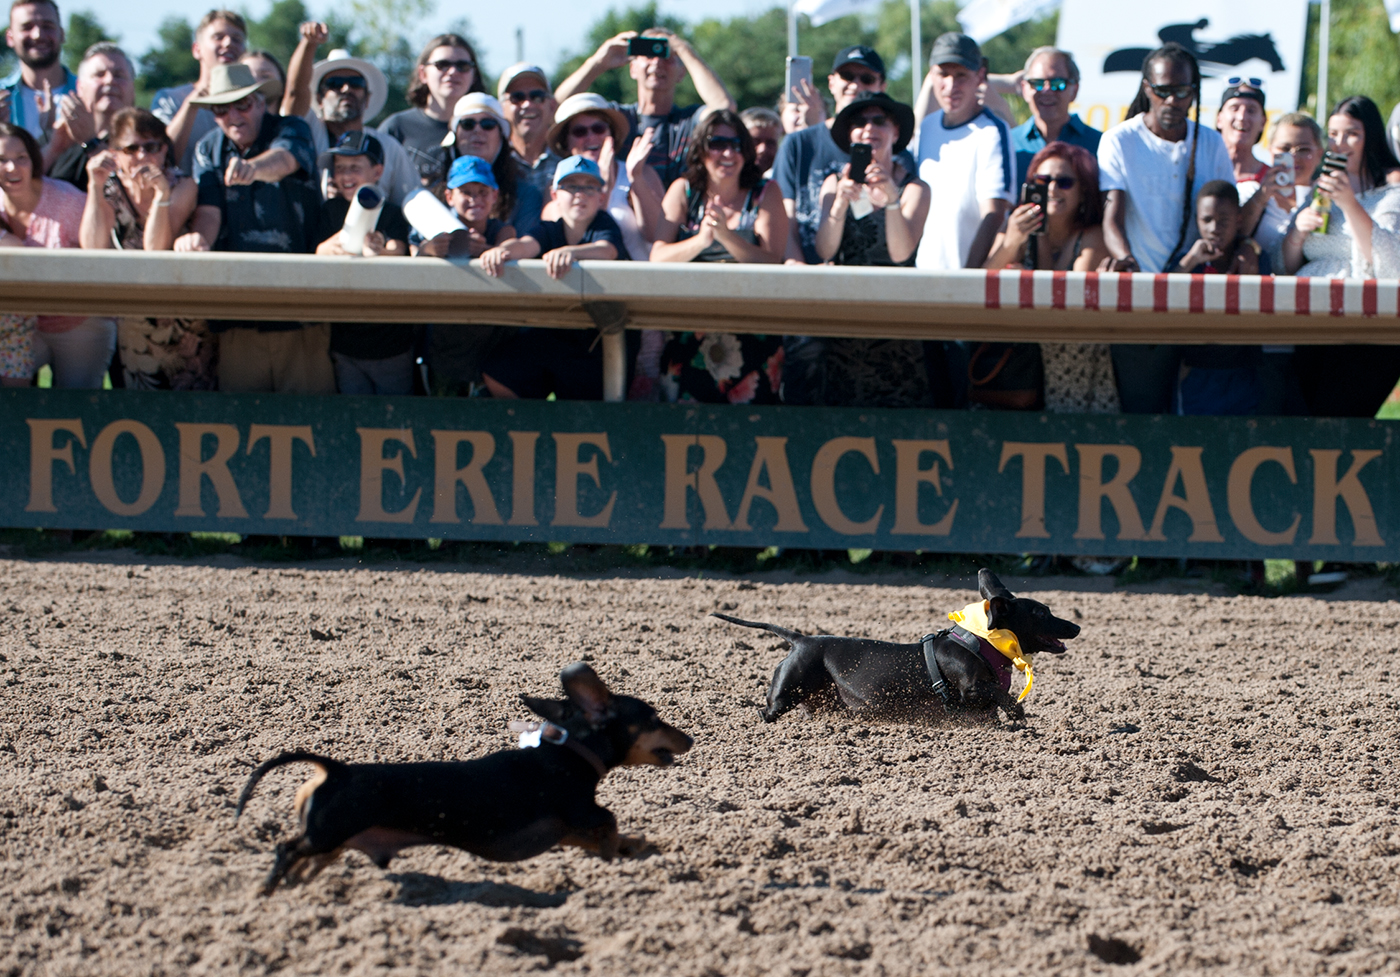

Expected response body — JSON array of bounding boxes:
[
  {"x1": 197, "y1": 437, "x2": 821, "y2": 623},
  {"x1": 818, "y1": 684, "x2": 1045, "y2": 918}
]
[{"x1": 914, "y1": 33, "x2": 1014, "y2": 271}]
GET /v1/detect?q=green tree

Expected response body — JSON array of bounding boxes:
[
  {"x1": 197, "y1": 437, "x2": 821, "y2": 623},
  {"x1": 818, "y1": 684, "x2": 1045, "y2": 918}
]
[
  {"x1": 63, "y1": 10, "x2": 118, "y2": 71},
  {"x1": 245, "y1": 0, "x2": 310, "y2": 70},
  {"x1": 1299, "y1": 0, "x2": 1400, "y2": 117},
  {"x1": 136, "y1": 16, "x2": 196, "y2": 105}
]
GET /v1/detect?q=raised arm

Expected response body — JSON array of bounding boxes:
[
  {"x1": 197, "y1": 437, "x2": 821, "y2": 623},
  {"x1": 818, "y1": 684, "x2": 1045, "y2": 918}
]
[
  {"x1": 78, "y1": 152, "x2": 119, "y2": 249},
  {"x1": 554, "y1": 32, "x2": 635, "y2": 103},
  {"x1": 656, "y1": 29, "x2": 735, "y2": 111},
  {"x1": 283, "y1": 22, "x2": 328, "y2": 118}
]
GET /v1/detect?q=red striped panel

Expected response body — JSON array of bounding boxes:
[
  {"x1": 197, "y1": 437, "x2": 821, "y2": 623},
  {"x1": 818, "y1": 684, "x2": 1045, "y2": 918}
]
[
  {"x1": 985, "y1": 270, "x2": 1000, "y2": 309},
  {"x1": 1225, "y1": 275, "x2": 1240, "y2": 315},
  {"x1": 1363, "y1": 279, "x2": 1378, "y2": 316},
  {"x1": 1019, "y1": 269, "x2": 1035, "y2": 309},
  {"x1": 1084, "y1": 272, "x2": 1100, "y2": 310},
  {"x1": 1295, "y1": 277, "x2": 1310, "y2": 315},
  {"x1": 1259, "y1": 275, "x2": 1274, "y2": 313},
  {"x1": 1153, "y1": 274, "x2": 1169, "y2": 312},
  {"x1": 1330, "y1": 279, "x2": 1345, "y2": 316},
  {"x1": 1051, "y1": 270, "x2": 1067, "y2": 309},
  {"x1": 1117, "y1": 273, "x2": 1133, "y2": 312},
  {"x1": 1188, "y1": 275, "x2": 1204, "y2": 313}
]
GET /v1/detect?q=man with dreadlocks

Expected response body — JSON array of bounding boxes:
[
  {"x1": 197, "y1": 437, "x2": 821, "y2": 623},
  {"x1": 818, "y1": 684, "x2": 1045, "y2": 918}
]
[{"x1": 1097, "y1": 43, "x2": 1232, "y2": 413}]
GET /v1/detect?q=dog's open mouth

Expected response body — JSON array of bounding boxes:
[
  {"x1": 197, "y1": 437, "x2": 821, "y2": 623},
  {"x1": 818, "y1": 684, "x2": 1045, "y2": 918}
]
[{"x1": 1039, "y1": 636, "x2": 1068, "y2": 653}]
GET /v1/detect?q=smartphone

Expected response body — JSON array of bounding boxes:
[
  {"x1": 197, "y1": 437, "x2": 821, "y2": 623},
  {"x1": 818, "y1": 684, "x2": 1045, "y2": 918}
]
[
  {"x1": 1321, "y1": 151, "x2": 1348, "y2": 173},
  {"x1": 627, "y1": 36, "x2": 669, "y2": 59},
  {"x1": 785, "y1": 56, "x2": 812, "y2": 103},
  {"x1": 848, "y1": 142, "x2": 872, "y2": 184},
  {"x1": 1020, "y1": 181, "x2": 1048, "y2": 233},
  {"x1": 1272, "y1": 151, "x2": 1294, "y2": 187}
]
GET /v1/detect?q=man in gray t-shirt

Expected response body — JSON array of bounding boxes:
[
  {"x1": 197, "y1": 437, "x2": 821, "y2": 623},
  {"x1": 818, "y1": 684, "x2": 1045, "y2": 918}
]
[{"x1": 150, "y1": 10, "x2": 247, "y2": 175}]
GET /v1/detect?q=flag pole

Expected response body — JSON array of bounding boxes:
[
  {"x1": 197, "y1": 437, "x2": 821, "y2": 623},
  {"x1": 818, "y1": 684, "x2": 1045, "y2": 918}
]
[
  {"x1": 909, "y1": 0, "x2": 922, "y2": 103},
  {"x1": 1316, "y1": 0, "x2": 1330, "y2": 117},
  {"x1": 788, "y1": 0, "x2": 798, "y2": 57}
]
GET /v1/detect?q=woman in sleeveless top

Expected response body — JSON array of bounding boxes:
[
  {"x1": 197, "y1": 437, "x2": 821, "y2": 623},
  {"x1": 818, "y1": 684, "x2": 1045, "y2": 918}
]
[
  {"x1": 985, "y1": 141, "x2": 1117, "y2": 414},
  {"x1": 652, "y1": 109, "x2": 789, "y2": 404}
]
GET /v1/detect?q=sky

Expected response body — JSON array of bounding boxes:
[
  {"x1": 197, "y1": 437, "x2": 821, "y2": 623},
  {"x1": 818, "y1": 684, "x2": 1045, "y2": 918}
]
[{"x1": 98, "y1": 0, "x2": 782, "y2": 76}]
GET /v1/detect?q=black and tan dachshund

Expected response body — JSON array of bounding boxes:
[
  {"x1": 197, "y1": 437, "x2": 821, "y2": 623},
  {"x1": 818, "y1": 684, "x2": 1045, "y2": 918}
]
[
  {"x1": 715, "y1": 569, "x2": 1079, "y2": 724},
  {"x1": 236, "y1": 663, "x2": 693, "y2": 895}
]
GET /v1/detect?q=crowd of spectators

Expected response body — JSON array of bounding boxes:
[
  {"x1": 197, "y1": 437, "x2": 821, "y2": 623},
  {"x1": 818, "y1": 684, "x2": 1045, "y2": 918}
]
[{"x1": 2, "y1": 0, "x2": 1400, "y2": 422}]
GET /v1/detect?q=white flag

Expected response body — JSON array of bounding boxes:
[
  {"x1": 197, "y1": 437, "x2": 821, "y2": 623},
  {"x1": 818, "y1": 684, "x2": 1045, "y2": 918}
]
[
  {"x1": 957, "y1": 0, "x2": 1061, "y2": 44},
  {"x1": 793, "y1": 0, "x2": 879, "y2": 27},
  {"x1": 1386, "y1": 0, "x2": 1400, "y2": 32}
]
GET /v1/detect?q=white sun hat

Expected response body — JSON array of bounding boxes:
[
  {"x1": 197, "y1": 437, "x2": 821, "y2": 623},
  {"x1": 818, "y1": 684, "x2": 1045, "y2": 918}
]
[
  {"x1": 310, "y1": 49, "x2": 388, "y2": 122},
  {"x1": 439, "y1": 92, "x2": 512, "y2": 147}
]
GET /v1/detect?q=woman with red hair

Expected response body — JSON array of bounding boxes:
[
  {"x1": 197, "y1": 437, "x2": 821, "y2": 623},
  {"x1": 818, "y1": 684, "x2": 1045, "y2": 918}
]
[{"x1": 984, "y1": 140, "x2": 1117, "y2": 413}]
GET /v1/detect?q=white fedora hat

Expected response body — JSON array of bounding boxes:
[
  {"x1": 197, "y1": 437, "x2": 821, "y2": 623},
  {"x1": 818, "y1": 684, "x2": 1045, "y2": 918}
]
[{"x1": 310, "y1": 49, "x2": 388, "y2": 122}]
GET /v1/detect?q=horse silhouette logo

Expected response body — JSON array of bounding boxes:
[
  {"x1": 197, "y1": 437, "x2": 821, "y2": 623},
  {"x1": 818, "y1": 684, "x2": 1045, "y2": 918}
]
[{"x1": 1104, "y1": 20, "x2": 1285, "y2": 75}]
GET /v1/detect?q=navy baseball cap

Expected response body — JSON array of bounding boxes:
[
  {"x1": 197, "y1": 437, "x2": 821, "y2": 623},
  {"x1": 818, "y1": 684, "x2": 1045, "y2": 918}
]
[
  {"x1": 325, "y1": 130, "x2": 383, "y2": 166},
  {"x1": 929, "y1": 32, "x2": 981, "y2": 70},
  {"x1": 832, "y1": 45, "x2": 886, "y2": 77}
]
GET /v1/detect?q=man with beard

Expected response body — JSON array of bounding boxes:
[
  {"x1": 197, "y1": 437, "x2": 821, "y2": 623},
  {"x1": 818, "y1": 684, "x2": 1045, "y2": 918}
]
[
  {"x1": 1, "y1": 0, "x2": 75, "y2": 149},
  {"x1": 47, "y1": 43, "x2": 136, "y2": 191},
  {"x1": 282, "y1": 24, "x2": 417, "y2": 206},
  {"x1": 497, "y1": 62, "x2": 561, "y2": 199},
  {"x1": 151, "y1": 9, "x2": 247, "y2": 177}
]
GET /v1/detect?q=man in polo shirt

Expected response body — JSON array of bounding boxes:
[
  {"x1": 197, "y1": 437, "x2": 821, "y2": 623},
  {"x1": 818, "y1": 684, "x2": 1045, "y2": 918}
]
[
  {"x1": 1010, "y1": 46, "x2": 1100, "y2": 186},
  {"x1": 915, "y1": 32, "x2": 1013, "y2": 271},
  {"x1": 498, "y1": 62, "x2": 562, "y2": 199}
]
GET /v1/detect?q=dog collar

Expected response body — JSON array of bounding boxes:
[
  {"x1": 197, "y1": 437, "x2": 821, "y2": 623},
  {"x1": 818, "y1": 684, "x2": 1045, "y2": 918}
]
[
  {"x1": 508, "y1": 721, "x2": 609, "y2": 779},
  {"x1": 947, "y1": 600, "x2": 1035, "y2": 702}
]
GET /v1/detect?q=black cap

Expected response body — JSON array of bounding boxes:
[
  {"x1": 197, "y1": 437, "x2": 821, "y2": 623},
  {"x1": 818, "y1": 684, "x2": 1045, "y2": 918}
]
[
  {"x1": 831, "y1": 92, "x2": 916, "y2": 154},
  {"x1": 1219, "y1": 84, "x2": 1265, "y2": 112},
  {"x1": 832, "y1": 45, "x2": 886, "y2": 77},
  {"x1": 325, "y1": 130, "x2": 384, "y2": 166},
  {"x1": 929, "y1": 32, "x2": 981, "y2": 71}
]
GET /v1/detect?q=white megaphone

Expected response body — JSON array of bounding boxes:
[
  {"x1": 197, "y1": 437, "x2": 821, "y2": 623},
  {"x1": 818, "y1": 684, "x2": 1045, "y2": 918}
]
[
  {"x1": 403, "y1": 186, "x2": 467, "y2": 240},
  {"x1": 339, "y1": 184, "x2": 385, "y2": 256}
]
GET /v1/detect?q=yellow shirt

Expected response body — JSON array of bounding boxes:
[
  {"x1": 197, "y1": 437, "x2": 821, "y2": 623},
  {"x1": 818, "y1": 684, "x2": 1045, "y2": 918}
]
[{"x1": 947, "y1": 599, "x2": 1035, "y2": 702}]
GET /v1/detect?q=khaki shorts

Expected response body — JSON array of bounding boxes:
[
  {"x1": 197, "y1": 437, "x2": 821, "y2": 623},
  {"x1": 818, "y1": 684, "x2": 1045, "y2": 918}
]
[{"x1": 217, "y1": 324, "x2": 335, "y2": 394}]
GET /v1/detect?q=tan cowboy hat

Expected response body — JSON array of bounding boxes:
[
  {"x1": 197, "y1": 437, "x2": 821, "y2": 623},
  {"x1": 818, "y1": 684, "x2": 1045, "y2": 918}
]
[
  {"x1": 547, "y1": 93, "x2": 631, "y2": 157},
  {"x1": 189, "y1": 63, "x2": 275, "y2": 106},
  {"x1": 311, "y1": 49, "x2": 388, "y2": 122}
]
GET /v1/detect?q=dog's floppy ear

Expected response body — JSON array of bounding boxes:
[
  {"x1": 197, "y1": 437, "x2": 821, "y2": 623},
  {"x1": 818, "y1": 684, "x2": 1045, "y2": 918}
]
[
  {"x1": 560, "y1": 662, "x2": 614, "y2": 725},
  {"x1": 978, "y1": 568, "x2": 1013, "y2": 600},
  {"x1": 520, "y1": 694, "x2": 567, "y2": 723},
  {"x1": 985, "y1": 595, "x2": 1012, "y2": 631}
]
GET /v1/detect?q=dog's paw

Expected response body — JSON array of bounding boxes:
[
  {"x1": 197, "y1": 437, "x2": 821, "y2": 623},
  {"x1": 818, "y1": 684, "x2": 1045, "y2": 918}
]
[{"x1": 616, "y1": 834, "x2": 655, "y2": 858}]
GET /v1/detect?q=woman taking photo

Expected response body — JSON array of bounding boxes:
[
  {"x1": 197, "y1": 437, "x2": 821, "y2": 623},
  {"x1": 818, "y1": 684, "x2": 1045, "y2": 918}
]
[
  {"x1": 651, "y1": 109, "x2": 788, "y2": 404},
  {"x1": 985, "y1": 141, "x2": 1117, "y2": 414}
]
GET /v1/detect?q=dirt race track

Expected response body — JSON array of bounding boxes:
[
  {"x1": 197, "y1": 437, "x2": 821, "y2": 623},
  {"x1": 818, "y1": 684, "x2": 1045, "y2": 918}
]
[{"x1": 1, "y1": 554, "x2": 1398, "y2": 976}]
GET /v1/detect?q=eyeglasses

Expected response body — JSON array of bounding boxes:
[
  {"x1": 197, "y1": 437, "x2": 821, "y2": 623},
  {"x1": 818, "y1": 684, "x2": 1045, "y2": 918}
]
[
  {"x1": 210, "y1": 95, "x2": 257, "y2": 116},
  {"x1": 570, "y1": 121, "x2": 612, "y2": 139},
  {"x1": 1226, "y1": 76, "x2": 1264, "y2": 88},
  {"x1": 318, "y1": 74, "x2": 366, "y2": 94},
  {"x1": 506, "y1": 89, "x2": 549, "y2": 105},
  {"x1": 1033, "y1": 174, "x2": 1077, "y2": 189},
  {"x1": 856, "y1": 113, "x2": 890, "y2": 128},
  {"x1": 706, "y1": 135, "x2": 743, "y2": 153},
  {"x1": 555, "y1": 182, "x2": 601, "y2": 196},
  {"x1": 1025, "y1": 77, "x2": 1069, "y2": 92},
  {"x1": 117, "y1": 140, "x2": 164, "y2": 156},
  {"x1": 1147, "y1": 83, "x2": 1193, "y2": 101},
  {"x1": 455, "y1": 117, "x2": 500, "y2": 132},
  {"x1": 837, "y1": 68, "x2": 879, "y2": 86},
  {"x1": 428, "y1": 59, "x2": 475, "y2": 74}
]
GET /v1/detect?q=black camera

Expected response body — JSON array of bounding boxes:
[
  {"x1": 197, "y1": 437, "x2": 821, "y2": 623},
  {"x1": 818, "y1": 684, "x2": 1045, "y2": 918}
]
[
  {"x1": 1020, "y1": 181, "x2": 1048, "y2": 234},
  {"x1": 628, "y1": 36, "x2": 670, "y2": 59},
  {"x1": 1321, "y1": 150, "x2": 1348, "y2": 173}
]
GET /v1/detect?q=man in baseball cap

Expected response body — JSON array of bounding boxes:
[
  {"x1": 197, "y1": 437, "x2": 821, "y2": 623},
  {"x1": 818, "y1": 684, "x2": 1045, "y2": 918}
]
[{"x1": 497, "y1": 62, "x2": 561, "y2": 198}]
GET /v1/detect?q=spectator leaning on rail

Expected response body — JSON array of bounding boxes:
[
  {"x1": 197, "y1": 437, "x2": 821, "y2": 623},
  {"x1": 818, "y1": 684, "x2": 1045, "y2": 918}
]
[
  {"x1": 555, "y1": 27, "x2": 736, "y2": 188},
  {"x1": 0, "y1": 121, "x2": 114, "y2": 388},
  {"x1": 151, "y1": 9, "x2": 247, "y2": 176},
  {"x1": 1283, "y1": 95, "x2": 1400, "y2": 419},
  {"x1": 47, "y1": 43, "x2": 136, "y2": 193},
  {"x1": 1, "y1": 0, "x2": 75, "y2": 168},
  {"x1": 379, "y1": 33, "x2": 483, "y2": 188},
  {"x1": 79, "y1": 108, "x2": 215, "y2": 391},
  {"x1": 498, "y1": 62, "x2": 562, "y2": 200},
  {"x1": 1097, "y1": 43, "x2": 1232, "y2": 414},
  {"x1": 179, "y1": 63, "x2": 329, "y2": 395},
  {"x1": 651, "y1": 109, "x2": 787, "y2": 405},
  {"x1": 1009, "y1": 46, "x2": 1100, "y2": 187}
]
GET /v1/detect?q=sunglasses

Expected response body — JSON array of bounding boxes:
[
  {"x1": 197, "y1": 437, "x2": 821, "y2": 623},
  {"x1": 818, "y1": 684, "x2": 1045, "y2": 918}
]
[
  {"x1": 455, "y1": 117, "x2": 500, "y2": 132},
  {"x1": 210, "y1": 95, "x2": 257, "y2": 116},
  {"x1": 706, "y1": 135, "x2": 743, "y2": 153},
  {"x1": 319, "y1": 74, "x2": 366, "y2": 94},
  {"x1": 856, "y1": 113, "x2": 890, "y2": 128},
  {"x1": 1033, "y1": 174, "x2": 1076, "y2": 189},
  {"x1": 570, "y1": 121, "x2": 612, "y2": 139},
  {"x1": 1226, "y1": 76, "x2": 1264, "y2": 88},
  {"x1": 117, "y1": 140, "x2": 164, "y2": 156},
  {"x1": 1147, "y1": 83, "x2": 1194, "y2": 101},
  {"x1": 506, "y1": 89, "x2": 549, "y2": 105},
  {"x1": 428, "y1": 59, "x2": 475, "y2": 74},
  {"x1": 1025, "y1": 77, "x2": 1069, "y2": 92},
  {"x1": 837, "y1": 69, "x2": 879, "y2": 86}
]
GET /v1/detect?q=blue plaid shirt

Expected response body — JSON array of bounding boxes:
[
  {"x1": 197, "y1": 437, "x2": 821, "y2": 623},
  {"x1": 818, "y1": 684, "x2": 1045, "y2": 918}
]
[{"x1": 1010, "y1": 114, "x2": 1101, "y2": 187}]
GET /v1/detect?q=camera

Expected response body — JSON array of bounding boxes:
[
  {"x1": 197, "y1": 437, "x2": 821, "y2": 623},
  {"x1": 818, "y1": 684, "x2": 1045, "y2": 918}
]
[
  {"x1": 1321, "y1": 151, "x2": 1348, "y2": 173},
  {"x1": 628, "y1": 36, "x2": 670, "y2": 59},
  {"x1": 1273, "y1": 151, "x2": 1294, "y2": 187}
]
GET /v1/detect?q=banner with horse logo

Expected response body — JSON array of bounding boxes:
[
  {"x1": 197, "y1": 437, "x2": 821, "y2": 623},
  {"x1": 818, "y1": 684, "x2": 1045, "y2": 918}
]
[{"x1": 1056, "y1": 0, "x2": 1309, "y2": 133}]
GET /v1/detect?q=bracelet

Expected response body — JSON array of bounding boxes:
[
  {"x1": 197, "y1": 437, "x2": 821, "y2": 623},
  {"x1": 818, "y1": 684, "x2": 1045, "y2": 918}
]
[
  {"x1": 884, "y1": 201, "x2": 901, "y2": 211},
  {"x1": 153, "y1": 200, "x2": 172, "y2": 208}
]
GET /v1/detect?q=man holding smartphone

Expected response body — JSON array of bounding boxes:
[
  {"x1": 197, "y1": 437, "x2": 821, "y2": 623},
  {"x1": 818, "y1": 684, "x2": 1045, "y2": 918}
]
[{"x1": 554, "y1": 27, "x2": 735, "y2": 187}]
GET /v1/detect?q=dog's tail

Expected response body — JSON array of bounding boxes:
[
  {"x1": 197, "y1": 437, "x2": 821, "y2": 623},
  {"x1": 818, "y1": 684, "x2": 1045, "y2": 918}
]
[
  {"x1": 235, "y1": 751, "x2": 346, "y2": 820},
  {"x1": 710, "y1": 612, "x2": 805, "y2": 646}
]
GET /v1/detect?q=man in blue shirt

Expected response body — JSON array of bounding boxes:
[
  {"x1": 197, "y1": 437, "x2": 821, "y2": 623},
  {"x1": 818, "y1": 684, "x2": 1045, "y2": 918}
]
[
  {"x1": 1009, "y1": 47, "x2": 1101, "y2": 187},
  {"x1": 0, "y1": 0, "x2": 75, "y2": 157}
]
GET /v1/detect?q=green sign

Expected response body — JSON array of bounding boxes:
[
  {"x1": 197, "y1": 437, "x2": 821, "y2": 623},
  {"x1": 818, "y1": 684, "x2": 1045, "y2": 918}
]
[{"x1": 2, "y1": 390, "x2": 1394, "y2": 560}]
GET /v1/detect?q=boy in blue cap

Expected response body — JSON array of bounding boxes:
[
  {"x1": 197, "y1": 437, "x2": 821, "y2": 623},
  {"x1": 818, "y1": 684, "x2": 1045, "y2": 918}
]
[
  {"x1": 417, "y1": 154, "x2": 516, "y2": 258},
  {"x1": 480, "y1": 156, "x2": 626, "y2": 279}
]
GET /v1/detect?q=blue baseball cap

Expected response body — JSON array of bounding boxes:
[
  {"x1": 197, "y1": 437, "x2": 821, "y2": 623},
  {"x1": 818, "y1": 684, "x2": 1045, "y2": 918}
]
[
  {"x1": 552, "y1": 155, "x2": 605, "y2": 189},
  {"x1": 446, "y1": 155, "x2": 498, "y2": 190}
]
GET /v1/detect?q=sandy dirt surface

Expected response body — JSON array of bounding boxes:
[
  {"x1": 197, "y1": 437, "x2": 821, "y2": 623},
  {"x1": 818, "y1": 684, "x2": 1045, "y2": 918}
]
[{"x1": 1, "y1": 553, "x2": 1398, "y2": 976}]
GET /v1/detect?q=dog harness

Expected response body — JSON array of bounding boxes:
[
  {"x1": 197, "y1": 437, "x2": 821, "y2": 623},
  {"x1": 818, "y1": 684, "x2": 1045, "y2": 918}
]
[
  {"x1": 508, "y1": 721, "x2": 609, "y2": 778},
  {"x1": 947, "y1": 600, "x2": 1036, "y2": 702}
]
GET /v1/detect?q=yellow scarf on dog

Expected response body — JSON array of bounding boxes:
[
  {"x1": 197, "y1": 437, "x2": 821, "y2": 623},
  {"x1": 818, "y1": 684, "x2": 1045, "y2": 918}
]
[{"x1": 947, "y1": 600, "x2": 1035, "y2": 702}]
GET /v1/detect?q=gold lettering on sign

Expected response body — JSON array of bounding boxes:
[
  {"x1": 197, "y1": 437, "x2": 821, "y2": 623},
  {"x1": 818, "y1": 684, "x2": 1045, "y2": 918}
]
[
  {"x1": 660, "y1": 434, "x2": 732, "y2": 530},
  {"x1": 508, "y1": 431, "x2": 539, "y2": 526},
  {"x1": 1308, "y1": 449, "x2": 1384, "y2": 546},
  {"x1": 733, "y1": 437, "x2": 809, "y2": 533},
  {"x1": 998, "y1": 442, "x2": 1068, "y2": 539},
  {"x1": 890, "y1": 439, "x2": 957, "y2": 535},
  {"x1": 25, "y1": 418, "x2": 86, "y2": 513},
  {"x1": 1146, "y1": 446, "x2": 1223, "y2": 542},
  {"x1": 1226, "y1": 447, "x2": 1300, "y2": 546},
  {"x1": 430, "y1": 431, "x2": 502, "y2": 525},
  {"x1": 1073, "y1": 444, "x2": 1146, "y2": 541},
  {"x1": 552, "y1": 433, "x2": 616, "y2": 528},
  {"x1": 356, "y1": 428, "x2": 421, "y2": 523},
  {"x1": 175, "y1": 423, "x2": 247, "y2": 518},
  {"x1": 246, "y1": 425, "x2": 315, "y2": 520},
  {"x1": 811, "y1": 437, "x2": 883, "y2": 535},
  {"x1": 90, "y1": 420, "x2": 166, "y2": 516}
]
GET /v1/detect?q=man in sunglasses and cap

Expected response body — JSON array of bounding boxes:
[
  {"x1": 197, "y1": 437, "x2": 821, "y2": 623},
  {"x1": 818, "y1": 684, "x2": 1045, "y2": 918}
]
[
  {"x1": 497, "y1": 62, "x2": 563, "y2": 199},
  {"x1": 1010, "y1": 46, "x2": 1100, "y2": 186}
]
